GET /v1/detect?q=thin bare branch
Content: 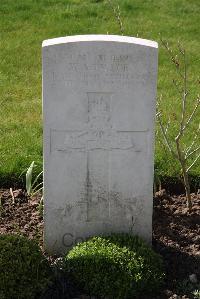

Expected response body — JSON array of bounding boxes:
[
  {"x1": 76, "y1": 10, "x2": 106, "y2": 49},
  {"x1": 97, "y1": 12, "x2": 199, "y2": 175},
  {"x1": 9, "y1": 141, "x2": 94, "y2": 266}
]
[
  {"x1": 165, "y1": 118, "x2": 171, "y2": 135},
  {"x1": 177, "y1": 42, "x2": 185, "y2": 56},
  {"x1": 157, "y1": 112, "x2": 177, "y2": 159},
  {"x1": 186, "y1": 146, "x2": 200, "y2": 159},
  {"x1": 107, "y1": 1, "x2": 124, "y2": 35},
  {"x1": 173, "y1": 79, "x2": 183, "y2": 95},
  {"x1": 182, "y1": 97, "x2": 200, "y2": 132},
  {"x1": 160, "y1": 37, "x2": 184, "y2": 79},
  {"x1": 179, "y1": 49, "x2": 187, "y2": 133},
  {"x1": 185, "y1": 124, "x2": 200, "y2": 155},
  {"x1": 160, "y1": 38, "x2": 174, "y2": 61},
  {"x1": 158, "y1": 39, "x2": 198, "y2": 211},
  {"x1": 187, "y1": 152, "x2": 200, "y2": 173}
]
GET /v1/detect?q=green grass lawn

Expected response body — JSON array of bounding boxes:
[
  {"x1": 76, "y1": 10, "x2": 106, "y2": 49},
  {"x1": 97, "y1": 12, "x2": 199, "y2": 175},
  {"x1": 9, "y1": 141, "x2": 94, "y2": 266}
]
[{"x1": 0, "y1": 0, "x2": 199, "y2": 186}]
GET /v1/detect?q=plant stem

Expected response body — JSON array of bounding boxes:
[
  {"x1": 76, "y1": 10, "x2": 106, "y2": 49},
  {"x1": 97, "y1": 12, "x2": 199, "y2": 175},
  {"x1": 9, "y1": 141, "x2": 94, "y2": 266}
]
[
  {"x1": 175, "y1": 136, "x2": 192, "y2": 211},
  {"x1": 182, "y1": 167, "x2": 192, "y2": 212}
]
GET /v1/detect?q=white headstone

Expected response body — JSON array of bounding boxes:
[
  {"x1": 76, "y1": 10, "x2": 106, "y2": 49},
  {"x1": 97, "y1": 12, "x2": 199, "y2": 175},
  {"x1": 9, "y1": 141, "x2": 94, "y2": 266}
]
[{"x1": 42, "y1": 35, "x2": 158, "y2": 254}]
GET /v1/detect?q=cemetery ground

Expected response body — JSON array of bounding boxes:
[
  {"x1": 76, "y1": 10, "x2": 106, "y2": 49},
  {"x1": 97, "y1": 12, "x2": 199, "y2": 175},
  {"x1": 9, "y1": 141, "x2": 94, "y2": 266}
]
[{"x1": 0, "y1": 188, "x2": 200, "y2": 299}]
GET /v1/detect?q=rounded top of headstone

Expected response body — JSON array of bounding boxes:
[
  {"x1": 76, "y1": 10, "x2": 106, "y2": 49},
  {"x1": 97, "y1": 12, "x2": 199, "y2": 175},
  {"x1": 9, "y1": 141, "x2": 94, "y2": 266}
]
[{"x1": 42, "y1": 35, "x2": 158, "y2": 49}]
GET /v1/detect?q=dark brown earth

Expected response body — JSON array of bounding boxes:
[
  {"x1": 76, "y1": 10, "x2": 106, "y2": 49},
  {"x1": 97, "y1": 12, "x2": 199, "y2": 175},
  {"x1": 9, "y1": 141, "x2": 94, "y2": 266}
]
[{"x1": 0, "y1": 188, "x2": 200, "y2": 299}]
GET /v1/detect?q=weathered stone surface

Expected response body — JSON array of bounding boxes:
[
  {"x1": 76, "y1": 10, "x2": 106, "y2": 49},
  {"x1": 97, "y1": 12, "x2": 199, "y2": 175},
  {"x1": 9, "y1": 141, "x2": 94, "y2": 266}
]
[{"x1": 42, "y1": 35, "x2": 158, "y2": 254}]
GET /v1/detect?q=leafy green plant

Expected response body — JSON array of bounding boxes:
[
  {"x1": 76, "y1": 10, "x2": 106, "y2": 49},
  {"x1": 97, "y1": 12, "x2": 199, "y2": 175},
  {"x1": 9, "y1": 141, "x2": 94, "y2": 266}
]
[
  {"x1": 25, "y1": 161, "x2": 44, "y2": 216},
  {"x1": 26, "y1": 161, "x2": 43, "y2": 196},
  {"x1": 0, "y1": 234, "x2": 53, "y2": 299},
  {"x1": 64, "y1": 234, "x2": 165, "y2": 299},
  {"x1": 193, "y1": 289, "x2": 200, "y2": 299},
  {"x1": 37, "y1": 196, "x2": 43, "y2": 216}
]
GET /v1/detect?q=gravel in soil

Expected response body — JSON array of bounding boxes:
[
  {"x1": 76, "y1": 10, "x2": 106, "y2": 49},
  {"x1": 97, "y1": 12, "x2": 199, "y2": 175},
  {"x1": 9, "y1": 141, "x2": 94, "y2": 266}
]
[{"x1": 0, "y1": 188, "x2": 200, "y2": 299}]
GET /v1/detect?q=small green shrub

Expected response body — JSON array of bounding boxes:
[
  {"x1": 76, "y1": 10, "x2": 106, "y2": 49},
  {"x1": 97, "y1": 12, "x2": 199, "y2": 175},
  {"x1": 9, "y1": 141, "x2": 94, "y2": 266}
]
[
  {"x1": 0, "y1": 234, "x2": 52, "y2": 299},
  {"x1": 64, "y1": 234, "x2": 165, "y2": 298}
]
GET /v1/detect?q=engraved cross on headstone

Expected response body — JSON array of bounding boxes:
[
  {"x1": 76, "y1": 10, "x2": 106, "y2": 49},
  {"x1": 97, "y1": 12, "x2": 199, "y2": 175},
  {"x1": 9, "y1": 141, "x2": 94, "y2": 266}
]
[
  {"x1": 51, "y1": 92, "x2": 147, "y2": 152},
  {"x1": 51, "y1": 92, "x2": 148, "y2": 221}
]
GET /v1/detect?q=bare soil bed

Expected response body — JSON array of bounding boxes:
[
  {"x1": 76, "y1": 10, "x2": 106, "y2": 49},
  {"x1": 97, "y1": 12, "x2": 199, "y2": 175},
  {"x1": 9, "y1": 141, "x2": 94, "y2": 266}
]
[{"x1": 0, "y1": 188, "x2": 199, "y2": 299}]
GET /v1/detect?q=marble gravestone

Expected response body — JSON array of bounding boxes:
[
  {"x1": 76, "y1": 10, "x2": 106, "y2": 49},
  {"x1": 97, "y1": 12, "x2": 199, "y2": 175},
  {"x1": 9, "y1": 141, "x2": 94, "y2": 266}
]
[{"x1": 42, "y1": 35, "x2": 158, "y2": 254}]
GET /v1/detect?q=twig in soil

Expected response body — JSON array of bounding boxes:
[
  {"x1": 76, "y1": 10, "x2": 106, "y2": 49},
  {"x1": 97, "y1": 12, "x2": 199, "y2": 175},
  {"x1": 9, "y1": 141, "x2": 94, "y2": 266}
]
[{"x1": 10, "y1": 188, "x2": 15, "y2": 204}]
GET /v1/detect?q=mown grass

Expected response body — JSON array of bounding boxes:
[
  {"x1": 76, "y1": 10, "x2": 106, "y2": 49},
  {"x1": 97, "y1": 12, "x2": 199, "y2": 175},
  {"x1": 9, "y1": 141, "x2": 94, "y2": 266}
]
[{"x1": 0, "y1": 0, "x2": 199, "y2": 186}]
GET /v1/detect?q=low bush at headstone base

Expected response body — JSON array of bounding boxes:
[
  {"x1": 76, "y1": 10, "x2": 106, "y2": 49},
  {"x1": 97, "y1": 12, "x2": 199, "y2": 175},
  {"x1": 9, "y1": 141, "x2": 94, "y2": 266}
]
[
  {"x1": 0, "y1": 234, "x2": 53, "y2": 299},
  {"x1": 64, "y1": 233, "x2": 165, "y2": 298}
]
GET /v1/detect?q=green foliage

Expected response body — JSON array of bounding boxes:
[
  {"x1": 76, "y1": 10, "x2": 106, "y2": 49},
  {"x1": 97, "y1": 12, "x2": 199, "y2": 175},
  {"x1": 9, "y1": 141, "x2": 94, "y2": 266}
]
[
  {"x1": 26, "y1": 161, "x2": 34, "y2": 194},
  {"x1": 26, "y1": 161, "x2": 43, "y2": 196},
  {"x1": 0, "y1": 234, "x2": 52, "y2": 299},
  {"x1": 64, "y1": 234, "x2": 165, "y2": 298},
  {"x1": 0, "y1": 0, "x2": 199, "y2": 185},
  {"x1": 37, "y1": 196, "x2": 44, "y2": 217}
]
